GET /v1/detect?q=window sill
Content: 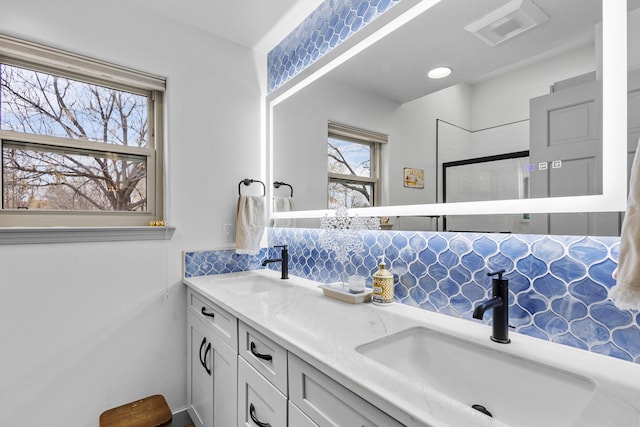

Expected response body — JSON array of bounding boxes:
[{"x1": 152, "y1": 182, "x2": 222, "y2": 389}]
[{"x1": 0, "y1": 226, "x2": 176, "y2": 245}]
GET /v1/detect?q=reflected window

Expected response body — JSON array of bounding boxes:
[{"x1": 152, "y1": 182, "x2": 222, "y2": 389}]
[{"x1": 327, "y1": 121, "x2": 385, "y2": 209}]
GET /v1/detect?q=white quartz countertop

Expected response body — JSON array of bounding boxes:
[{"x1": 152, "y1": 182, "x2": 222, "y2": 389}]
[{"x1": 184, "y1": 269, "x2": 640, "y2": 427}]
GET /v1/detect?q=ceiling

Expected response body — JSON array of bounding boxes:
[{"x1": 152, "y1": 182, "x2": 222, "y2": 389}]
[
  {"x1": 128, "y1": 0, "x2": 323, "y2": 52},
  {"x1": 125, "y1": 0, "x2": 637, "y2": 101},
  {"x1": 327, "y1": 0, "x2": 603, "y2": 104}
]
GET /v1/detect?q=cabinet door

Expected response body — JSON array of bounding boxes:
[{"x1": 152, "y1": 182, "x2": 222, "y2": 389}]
[
  {"x1": 288, "y1": 354, "x2": 404, "y2": 427},
  {"x1": 188, "y1": 314, "x2": 214, "y2": 427},
  {"x1": 188, "y1": 314, "x2": 238, "y2": 427},
  {"x1": 237, "y1": 357, "x2": 287, "y2": 427},
  {"x1": 212, "y1": 333, "x2": 238, "y2": 426}
]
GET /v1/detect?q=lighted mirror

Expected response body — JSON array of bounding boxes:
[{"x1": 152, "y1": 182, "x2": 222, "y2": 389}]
[{"x1": 268, "y1": 0, "x2": 631, "y2": 235}]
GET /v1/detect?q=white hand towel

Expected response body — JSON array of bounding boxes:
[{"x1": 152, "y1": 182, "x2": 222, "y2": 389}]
[
  {"x1": 271, "y1": 196, "x2": 296, "y2": 227},
  {"x1": 610, "y1": 139, "x2": 640, "y2": 310},
  {"x1": 235, "y1": 195, "x2": 265, "y2": 255}
]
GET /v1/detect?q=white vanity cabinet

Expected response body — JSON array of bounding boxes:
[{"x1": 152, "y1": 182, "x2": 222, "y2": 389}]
[
  {"x1": 289, "y1": 353, "x2": 404, "y2": 427},
  {"x1": 187, "y1": 290, "x2": 238, "y2": 427},
  {"x1": 186, "y1": 281, "x2": 404, "y2": 427}
]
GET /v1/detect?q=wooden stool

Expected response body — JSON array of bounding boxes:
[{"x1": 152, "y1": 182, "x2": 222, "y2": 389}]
[{"x1": 100, "y1": 395, "x2": 172, "y2": 427}]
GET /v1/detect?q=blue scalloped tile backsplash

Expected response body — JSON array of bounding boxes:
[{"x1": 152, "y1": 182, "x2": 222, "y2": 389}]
[
  {"x1": 184, "y1": 228, "x2": 640, "y2": 364},
  {"x1": 184, "y1": 247, "x2": 267, "y2": 277},
  {"x1": 268, "y1": 0, "x2": 401, "y2": 92}
]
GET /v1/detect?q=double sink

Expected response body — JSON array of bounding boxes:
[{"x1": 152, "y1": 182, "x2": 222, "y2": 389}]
[{"x1": 188, "y1": 270, "x2": 640, "y2": 427}]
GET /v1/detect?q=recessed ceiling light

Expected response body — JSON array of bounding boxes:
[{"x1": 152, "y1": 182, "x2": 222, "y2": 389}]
[{"x1": 427, "y1": 67, "x2": 453, "y2": 79}]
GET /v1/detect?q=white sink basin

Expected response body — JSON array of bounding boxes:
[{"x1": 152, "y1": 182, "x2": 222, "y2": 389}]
[
  {"x1": 356, "y1": 326, "x2": 596, "y2": 427},
  {"x1": 217, "y1": 274, "x2": 292, "y2": 295}
]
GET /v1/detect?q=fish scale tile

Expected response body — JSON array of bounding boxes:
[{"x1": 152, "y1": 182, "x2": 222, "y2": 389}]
[
  {"x1": 589, "y1": 258, "x2": 618, "y2": 285},
  {"x1": 591, "y1": 301, "x2": 634, "y2": 328},
  {"x1": 471, "y1": 235, "x2": 498, "y2": 257},
  {"x1": 409, "y1": 234, "x2": 428, "y2": 251},
  {"x1": 568, "y1": 237, "x2": 609, "y2": 264},
  {"x1": 487, "y1": 252, "x2": 514, "y2": 273},
  {"x1": 533, "y1": 274, "x2": 566, "y2": 297},
  {"x1": 461, "y1": 251, "x2": 484, "y2": 273},
  {"x1": 186, "y1": 228, "x2": 640, "y2": 365},
  {"x1": 268, "y1": 0, "x2": 401, "y2": 92},
  {"x1": 500, "y1": 236, "x2": 529, "y2": 259},
  {"x1": 183, "y1": 248, "x2": 267, "y2": 278},
  {"x1": 531, "y1": 237, "x2": 566, "y2": 261},
  {"x1": 571, "y1": 317, "x2": 610, "y2": 343},
  {"x1": 516, "y1": 254, "x2": 548, "y2": 278},
  {"x1": 266, "y1": 228, "x2": 640, "y2": 364},
  {"x1": 510, "y1": 305, "x2": 532, "y2": 328},
  {"x1": 551, "y1": 296, "x2": 589, "y2": 322},
  {"x1": 551, "y1": 258, "x2": 587, "y2": 282}
]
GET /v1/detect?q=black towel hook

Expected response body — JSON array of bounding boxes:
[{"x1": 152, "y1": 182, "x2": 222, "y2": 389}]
[
  {"x1": 238, "y1": 178, "x2": 265, "y2": 196},
  {"x1": 273, "y1": 181, "x2": 293, "y2": 197}
]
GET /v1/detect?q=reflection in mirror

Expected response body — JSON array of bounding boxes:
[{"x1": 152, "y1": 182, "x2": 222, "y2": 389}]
[
  {"x1": 442, "y1": 150, "x2": 530, "y2": 233},
  {"x1": 271, "y1": 0, "x2": 634, "y2": 235}
]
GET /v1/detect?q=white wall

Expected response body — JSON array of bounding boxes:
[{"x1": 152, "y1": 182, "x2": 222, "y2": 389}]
[
  {"x1": 273, "y1": 77, "x2": 398, "y2": 212},
  {"x1": 0, "y1": 1, "x2": 262, "y2": 425},
  {"x1": 388, "y1": 83, "x2": 472, "y2": 209},
  {"x1": 470, "y1": 43, "x2": 595, "y2": 130}
]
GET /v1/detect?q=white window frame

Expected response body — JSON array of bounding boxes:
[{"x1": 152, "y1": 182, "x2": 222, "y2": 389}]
[
  {"x1": 0, "y1": 34, "x2": 165, "y2": 228},
  {"x1": 327, "y1": 121, "x2": 385, "y2": 208}
]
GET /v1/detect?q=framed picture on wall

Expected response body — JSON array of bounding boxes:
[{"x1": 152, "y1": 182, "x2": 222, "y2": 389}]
[{"x1": 404, "y1": 167, "x2": 424, "y2": 189}]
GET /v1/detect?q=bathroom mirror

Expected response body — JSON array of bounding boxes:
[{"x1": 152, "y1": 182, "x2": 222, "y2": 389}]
[{"x1": 268, "y1": 0, "x2": 630, "y2": 234}]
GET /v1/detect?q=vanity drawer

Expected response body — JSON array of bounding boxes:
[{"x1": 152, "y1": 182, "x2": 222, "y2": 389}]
[
  {"x1": 239, "y1": 321, "x2": 288, "y2": 395},
  {"x1": 188, "y1": 290, "x2": 237, "y2": 351},
  {"x1": 238, "y1": 356, "x2": 287, "y2": 427},
  {"x1": 288, "y1": 353, "x2": 404, "y2": 427}
]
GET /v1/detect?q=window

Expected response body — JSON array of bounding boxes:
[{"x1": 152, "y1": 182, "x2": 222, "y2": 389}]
[
  {"x1": 0, "y1": 35, "x2": 165, "y2": 227},
  {"x1": 327, "y1": 121, "x2": 386, "y2": 209}
]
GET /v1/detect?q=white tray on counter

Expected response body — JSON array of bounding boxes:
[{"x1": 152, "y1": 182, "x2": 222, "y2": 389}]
[{"x1": 318, "y1": 282, "x2": 372, "y2": 304}]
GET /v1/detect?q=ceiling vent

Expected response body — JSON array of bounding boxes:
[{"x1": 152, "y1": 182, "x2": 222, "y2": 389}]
[{"x1": 464, "y1": 0, "x2": 549, "y2": 46}]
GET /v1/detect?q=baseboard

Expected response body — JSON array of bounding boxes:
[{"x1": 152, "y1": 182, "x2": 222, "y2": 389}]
[{"x1": 171, "y1": 408, "x2": 194, "y2": 427}]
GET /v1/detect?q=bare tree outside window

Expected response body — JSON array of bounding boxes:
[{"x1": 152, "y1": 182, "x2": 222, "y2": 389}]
[
  {"x1": 1, "y1": 64, "x2": 148, "y2": 211},
  {"x1": 328, "y1": 137, "x2": 373, "y2": 209}
]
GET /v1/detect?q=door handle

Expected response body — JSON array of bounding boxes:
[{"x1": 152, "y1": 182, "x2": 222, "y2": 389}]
[
  {"x1": 250, "y1": 341, "x2": 273, "y2": 362},
  {"x1": 203, "y1": 342, "x2": 212, "y2": 376},
  {"x1": 199, "y1": 337, "x2": 207, "y2": 372},
  {"x1": 249, "y1": 403, "x2": 271, "y2": 427}
]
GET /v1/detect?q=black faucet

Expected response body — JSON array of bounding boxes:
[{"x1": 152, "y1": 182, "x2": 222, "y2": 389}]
[
  {"x1": 261, "y1": 245, "x2": 289, "y2": 279},
  {"x1": 473, "y1": 270, "x2": 510, "y2": 344}
]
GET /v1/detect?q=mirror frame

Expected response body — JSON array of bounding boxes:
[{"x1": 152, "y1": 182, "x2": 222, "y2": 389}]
[{"x1": 266, "y1": 0, "x2": 627, "y2": 222}]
